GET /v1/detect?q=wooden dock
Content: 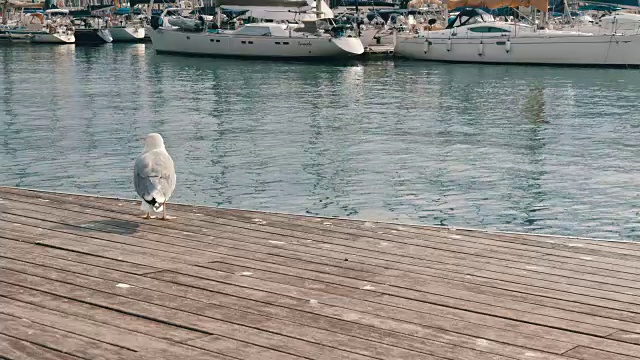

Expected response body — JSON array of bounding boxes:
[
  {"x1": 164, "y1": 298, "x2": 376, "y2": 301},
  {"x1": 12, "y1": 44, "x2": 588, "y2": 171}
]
[{"x1": 1, "y1": 186, "x2": 640, "y2": 360}]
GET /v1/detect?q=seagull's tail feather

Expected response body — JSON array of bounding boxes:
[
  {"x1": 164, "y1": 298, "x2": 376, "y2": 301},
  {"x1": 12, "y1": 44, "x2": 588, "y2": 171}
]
[{"x1": 141, "y1": 189, "x2": 166, "y2": 213}]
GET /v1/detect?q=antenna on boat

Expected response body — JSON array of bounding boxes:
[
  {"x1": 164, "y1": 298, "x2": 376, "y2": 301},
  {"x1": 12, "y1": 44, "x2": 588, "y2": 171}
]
[
  {"x1": 147, "y1": 0, "x2": 154, "y2": 18},
  {"x1": 315, "y1": 0, "x2": 322, "y2": 19}
]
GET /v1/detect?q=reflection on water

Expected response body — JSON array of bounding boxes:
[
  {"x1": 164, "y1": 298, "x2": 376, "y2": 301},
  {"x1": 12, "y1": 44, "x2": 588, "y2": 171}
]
[{"x1": 1, "y1": 43, "x2": 640, "y2": 240}]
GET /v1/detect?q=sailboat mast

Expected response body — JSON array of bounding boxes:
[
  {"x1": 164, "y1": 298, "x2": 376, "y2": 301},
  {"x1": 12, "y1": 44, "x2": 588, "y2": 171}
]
[
  {"x1": 316, "y1": 0, "x2": 322, "y2": 18},
  {"x1": 355, "y1": 0, "x2": 359, "y2": 37},
  {"x1": 1, "y1": 0, "x2": 8, "y2": 25}
]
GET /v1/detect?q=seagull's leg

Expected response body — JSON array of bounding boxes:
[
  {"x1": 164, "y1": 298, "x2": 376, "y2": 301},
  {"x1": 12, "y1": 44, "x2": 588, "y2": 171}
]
[
  {"x1": 161, "y1": 204, "x2": 175, "y2": 220},
  {"x1": 142, "y1": 212, "x2": 151, "y2": 219}
]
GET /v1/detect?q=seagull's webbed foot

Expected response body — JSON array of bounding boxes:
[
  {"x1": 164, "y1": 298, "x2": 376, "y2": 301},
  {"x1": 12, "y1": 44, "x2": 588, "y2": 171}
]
[{"x1": 160, "y1": 205, "x2": 175, "y2": 221}]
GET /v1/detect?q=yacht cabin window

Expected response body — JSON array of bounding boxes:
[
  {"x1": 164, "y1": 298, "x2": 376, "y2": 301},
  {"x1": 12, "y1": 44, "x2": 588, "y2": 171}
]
[
  {"x1": 235, "y1": 26, "x2": 272, "y2": 36},
  {"x1": 468, "y1": 26, "x2": 510, "y2": 33}
]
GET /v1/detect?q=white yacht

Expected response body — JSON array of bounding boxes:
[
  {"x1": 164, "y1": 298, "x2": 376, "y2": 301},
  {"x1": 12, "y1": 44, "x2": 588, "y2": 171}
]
[
  {"x1": 395, "y1": 8, "x2": 640, "y2": 66},
  {"x1": 149, "y1": 5, "x2": 364, "y2": 59}
]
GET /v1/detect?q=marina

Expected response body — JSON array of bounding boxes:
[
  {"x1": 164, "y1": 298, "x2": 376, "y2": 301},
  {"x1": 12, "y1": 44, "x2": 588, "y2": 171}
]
[
  {"x1": 2, "y1": 0, "x2": 640, "y2": 358},
  {"x1": 2, "y1": 187, "x2": 640, "y2": 360},
  {"x1": 2, "y1": 0, "x2": 640, "y2": 64}
]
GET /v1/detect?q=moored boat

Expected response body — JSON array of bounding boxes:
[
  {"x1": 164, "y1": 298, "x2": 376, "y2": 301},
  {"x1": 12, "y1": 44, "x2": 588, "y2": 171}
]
[
  {"x1": 395, "y1": 8, "x2": 640, "y2": 67},
  {"x1": 7, "y1": 11, "x2": 75, "y2": 44},
  {"x1": 73, "y1": 16, "x2": 112, "y2": 44},
  {"x1": 149, "y1": 2, "x2": 364, "y2": 59},
  {"x1": 109, "y1": 16, "x2": 146, "y2": 42}
]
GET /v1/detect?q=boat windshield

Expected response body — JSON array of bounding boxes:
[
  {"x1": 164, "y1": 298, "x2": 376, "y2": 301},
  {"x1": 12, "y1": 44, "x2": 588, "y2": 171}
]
[{"x1": 446, "y1": 8, "x2": 494, "y2": 29}]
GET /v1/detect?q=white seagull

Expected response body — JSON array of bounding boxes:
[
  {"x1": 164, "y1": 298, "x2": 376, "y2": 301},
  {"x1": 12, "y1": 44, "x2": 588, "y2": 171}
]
[{"x1": 134, "y1": 133, "x2": 176, "y2": 220}]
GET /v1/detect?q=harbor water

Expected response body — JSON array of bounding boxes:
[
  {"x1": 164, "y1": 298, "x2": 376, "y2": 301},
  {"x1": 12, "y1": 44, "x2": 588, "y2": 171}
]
[{"x1": 1, "y1": 43, "x2": 639, "y2": 240}]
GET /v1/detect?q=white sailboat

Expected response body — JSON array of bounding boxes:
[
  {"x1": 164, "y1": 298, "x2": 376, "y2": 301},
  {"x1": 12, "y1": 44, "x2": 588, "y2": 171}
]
[
  {"x1": 395, "y1": 8, "x2": 640, "y2": 66},
  {"x1": 148, "y1": 0, "x2": 364, "y2": 58},
  {"x1": 0, "y1": 5, "x2": 74, "y2": 43},
  {"x1": 110, "y1": 18, "x2": 145, "y2": 41},
  {"x1": 109, "y1": 0, "x2": 146, "y2": 42}
]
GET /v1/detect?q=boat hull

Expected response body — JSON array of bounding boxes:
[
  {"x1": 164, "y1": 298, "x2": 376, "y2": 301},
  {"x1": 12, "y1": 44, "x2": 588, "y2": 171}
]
[
  {"x1": 74, "y1": 28, "x2": 112, "y2": 44},
  {"x1": 31, "y1": 32, "x2": 75, "y2": 44},
  {"x1": 396, "y1": 34, "x2": 640, "y2": 66},
  {"x1": 110, "y1": 26, "x2": 145, "y2": 42},
  {"x1": 0, "y1": 30, "x2": 32, "y2": 42},
  {"x1": 149, "y1": 28, "x2": 364, "y2": 58}
]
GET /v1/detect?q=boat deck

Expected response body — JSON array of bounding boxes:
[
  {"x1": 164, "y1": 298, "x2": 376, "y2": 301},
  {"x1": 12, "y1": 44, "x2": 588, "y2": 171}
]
[{"x1": 1, "y1": 186, "x2": 640, "y2": 360}]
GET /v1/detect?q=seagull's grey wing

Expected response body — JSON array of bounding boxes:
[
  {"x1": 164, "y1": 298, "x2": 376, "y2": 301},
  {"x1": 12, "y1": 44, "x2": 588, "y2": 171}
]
[
  {"x1": 134, "y1": 155, "x2": 154, "y2": 201},
  {"x1": 134, "y1": 150, "x2": 175, "y2": 202}
]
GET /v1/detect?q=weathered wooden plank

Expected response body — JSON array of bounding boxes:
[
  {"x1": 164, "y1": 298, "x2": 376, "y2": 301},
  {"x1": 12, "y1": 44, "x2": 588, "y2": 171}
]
[
  {"x1": 5, "y1": 239, "x2": 616, "y2": 358},
  {"x1": 0, "y1": 247, "x2": 590, "y2": 353},
  {"x1": 0, "y1": 221, "x2": 214, "y2": 270},
  {"x1": 23, "y1": 222, "x2": 640, "y2": 335},
  {"x1": 0, "y1": 250, "x2": 580, "y2": 357},
  {"x1": 0, "y1": 297, "x2": 239, "y2": 360},
  {"x1": 5, "y1": 192, "x2": 640, "y2": 286},
  {"x1": 0, "y1": 283, "x2": 206, "y2": 343},
  {"x1": 0, "y1": 212, "x2": 215, "y2": 264},
  {"x1": 0, "y1": 273, "x2": 376, "y2": 360},
  {"x1": 4, "y1": 197, "x2": 640, "y2": 340},
  {"x1": 0, "y1": 262, "x2": 563, "y2": 360},
  {"x1": 5, "y1": 192, "x2": 639, "y2": 290},
  {"x1": 1, "y1": 188, "x2": 621, "y2": 260},
  {"x1": 148, "y1": 269, "x2": 626, "y2": 348},
  {"x1": 154, "y1": 202, "x2": 636, "y2": 253},
  {"x1": 10, "y1": 196, "x2": 640, "y2": 302},
  {"x1": 256, "y1": 211, "x2": 640, "y2": 259},
  {"x1": 196, "y1": 252, "x2": 640, "y2": 310},
  {"x1": 195, "y1": 254, "x2": 640, "y2": 330},
  {"x1": 0, "y1": 266, "x2": 422, "y2": 360},
  {"x1": 184, "y1": 335, "x2": 313, "y2": 360},
  {"x1": 225, "y1": 208, "x2": 640, "y2": 251},
  {"x1": 0, "y1": 313, "x2": 138, "y2": 360},
  {"x1": 607, "y1": 331, "x2": 640, "y2": 345},
  {"x1": 3, "y1": 199, "x2": 640, "y2": 322},
  {"x1": 200, "y1": 209, "x2": 640, "y2": 264},
  {"x1": 95, "y1": 195, "x2": 640, "y2": 268},
  {"x1": 4, "y1": 210, "x2": 638, "y2": 339},
  {"x1": 563, "y1": 347, "x2": 640, "y2": 360},
  {"x1": 0, "y1": 193, "x2": 574, "y2": 263},
  {"x1": 2, "y1": 187, "x2": 640, "y2": 360},
  {"x1": 148, "y1": 270, "x2": 640, "y2": 359},
  {"x1": 0, "y1": 236, "x2": 159, "y2": 275},
  {"x1": 0, "y1": 333, "x2": 84, "y2": 360},
  {"x1": 199, "y1": 261, "x2": 619, "y2": 336},
  {"x1": 0, "y1": 187, "x2": 633, "y2": 255},
  {"x1": 0, "y1": 265, "x2": 577, "y2": 360},
  {"x1": 189, "y1": 215, "x2": 640, "y2": 270},
  {"x1": 151, "y1": 267, "x2": 640, "y2": 359}
]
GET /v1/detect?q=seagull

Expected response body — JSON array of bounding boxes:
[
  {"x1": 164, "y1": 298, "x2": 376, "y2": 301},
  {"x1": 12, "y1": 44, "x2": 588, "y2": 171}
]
[{"x1": 134, "y1": 133, "x2": 176, "y2": 220}]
